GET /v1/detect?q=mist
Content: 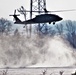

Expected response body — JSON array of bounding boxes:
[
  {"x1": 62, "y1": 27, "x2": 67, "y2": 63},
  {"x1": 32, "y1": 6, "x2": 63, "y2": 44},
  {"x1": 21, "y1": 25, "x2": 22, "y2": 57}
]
[{"x1": 0, "y1": 34, "x2": 76, "y2": 68}]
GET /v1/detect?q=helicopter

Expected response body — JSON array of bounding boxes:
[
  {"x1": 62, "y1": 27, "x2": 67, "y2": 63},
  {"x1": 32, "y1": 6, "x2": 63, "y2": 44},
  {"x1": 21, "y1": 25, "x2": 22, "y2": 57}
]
[{"x1": 9, "y1": 7, "x2": 76, "y2": 25}]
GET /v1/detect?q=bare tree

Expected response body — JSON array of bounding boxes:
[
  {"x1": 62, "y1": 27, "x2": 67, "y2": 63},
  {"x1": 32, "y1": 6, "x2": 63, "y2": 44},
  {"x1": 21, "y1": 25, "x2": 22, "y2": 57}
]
[
  {"x1": 55, "y1": 23, "x2": 63, "y2": 35},
  {"x1": 0, "y1": 18, "x2": 12, "y2": 34},
  {"x1": 59, "y1": 71, "x2": 64, "y2": 75},
  {"x1": 66, "y1": 20, "x2": 76, "y2": 33},
  {"x1": 2, "y1": 69, "x2": 8, "y2": 75},
  {"x1": 66, "y1": 20, "x2": 76, "y2": 48}
]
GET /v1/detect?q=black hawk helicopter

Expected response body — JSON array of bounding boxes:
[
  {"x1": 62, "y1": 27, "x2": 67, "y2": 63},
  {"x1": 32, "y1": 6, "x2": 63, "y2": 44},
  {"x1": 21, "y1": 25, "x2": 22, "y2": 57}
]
[{"x1": 9, "y1": 7, "x2": 76, "y2": 25}]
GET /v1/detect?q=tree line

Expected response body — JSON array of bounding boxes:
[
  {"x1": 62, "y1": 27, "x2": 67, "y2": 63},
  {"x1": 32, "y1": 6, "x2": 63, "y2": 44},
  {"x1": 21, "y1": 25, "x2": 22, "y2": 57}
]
[{"x1": 0, "y1": 18, "x2": 76, "y2": 48}]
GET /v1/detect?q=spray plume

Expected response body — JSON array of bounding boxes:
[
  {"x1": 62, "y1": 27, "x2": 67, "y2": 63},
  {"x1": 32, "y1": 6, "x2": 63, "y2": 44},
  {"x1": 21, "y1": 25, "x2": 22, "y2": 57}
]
[{"x1": 0, "y1": 34, "x2": 76, "y2": 68}]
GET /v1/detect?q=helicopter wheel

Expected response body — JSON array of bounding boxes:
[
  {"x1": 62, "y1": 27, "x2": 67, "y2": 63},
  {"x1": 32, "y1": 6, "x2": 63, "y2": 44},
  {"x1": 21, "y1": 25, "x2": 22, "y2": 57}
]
[
  {"x1": 49, "y1": 22, "x2": 51, "y2": 24},
  {"x1": 53, "y1": 22, "x2": 55, "y2": 25}
]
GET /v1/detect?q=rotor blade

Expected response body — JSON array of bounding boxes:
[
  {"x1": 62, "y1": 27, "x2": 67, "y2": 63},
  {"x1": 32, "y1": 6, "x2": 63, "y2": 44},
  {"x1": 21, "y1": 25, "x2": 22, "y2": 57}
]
[
  {"x1": 48, "y1": 9, "x2": 76, "y2": 12},
  {"x1": 17, "y1": 9, "x2": 44, "y2": 12},
  {"x1": 23, "y1": 9, "x2": 76, "y2": 13},
  {"x1": 9, "y1": 15, "x2": 14, "y2": 16},
  {"x1": 21, "y1": 6, "x2": 24, "y2": 10},
  {"x1": 14, "y1": 10, "x2": 16, "y2": 14},
  {"x1": 9, "y1": 14, "x2": 20, "y2": 16},
  {"x1": 16, "y1": 14, "x2": 20, "y2": 16}
]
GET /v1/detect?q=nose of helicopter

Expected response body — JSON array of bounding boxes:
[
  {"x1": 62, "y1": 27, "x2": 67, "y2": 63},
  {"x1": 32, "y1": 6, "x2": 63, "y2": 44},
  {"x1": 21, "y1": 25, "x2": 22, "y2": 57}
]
[
  {"x1": 59, "y1": 17, "x2": 63, "y2": 20},
  {"x1": 56, "y1": 16, "x2": 63, "y2": 21}
]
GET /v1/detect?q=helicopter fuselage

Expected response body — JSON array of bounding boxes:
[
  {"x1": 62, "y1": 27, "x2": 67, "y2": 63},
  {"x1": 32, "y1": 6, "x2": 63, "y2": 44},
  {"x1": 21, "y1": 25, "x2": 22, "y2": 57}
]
[
  {"x1": 14, "y1": 14, "x2": 63, "y2": 24},
  {"x1": 22, "y1": 14, "x2": 63, "y2": 24},
  {"x1": 33, "y1": 14, "x2": 62, "y2": 23}
]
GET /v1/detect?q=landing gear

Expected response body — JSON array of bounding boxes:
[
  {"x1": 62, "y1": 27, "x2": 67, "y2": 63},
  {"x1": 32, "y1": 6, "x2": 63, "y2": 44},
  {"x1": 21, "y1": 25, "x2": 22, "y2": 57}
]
[
  {"x1": 49, "y1": 22, "x2": 51, "y2": 24},
  {"x1": 53, "y1": 22, "x2": 55, "y2": 25}
]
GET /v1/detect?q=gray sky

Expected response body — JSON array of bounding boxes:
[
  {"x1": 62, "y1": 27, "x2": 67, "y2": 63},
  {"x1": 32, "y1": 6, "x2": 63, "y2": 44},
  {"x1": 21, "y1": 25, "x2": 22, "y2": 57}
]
[{"x1": 0, "y1": 0, "x2": 76, "y2": 20}]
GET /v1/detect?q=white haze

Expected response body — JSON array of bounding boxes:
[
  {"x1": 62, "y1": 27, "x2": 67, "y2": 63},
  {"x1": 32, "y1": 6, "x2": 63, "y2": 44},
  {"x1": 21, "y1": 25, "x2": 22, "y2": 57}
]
[{"x1": 0, "y1": 34, "x2": 76, "y2": 68}]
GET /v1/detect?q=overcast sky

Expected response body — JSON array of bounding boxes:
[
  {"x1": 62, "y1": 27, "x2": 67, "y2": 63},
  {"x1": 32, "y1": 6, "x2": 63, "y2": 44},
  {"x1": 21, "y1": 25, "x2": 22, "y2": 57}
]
[{"x1": 0, "y1": 0, "x2": 76, "y2": 21}]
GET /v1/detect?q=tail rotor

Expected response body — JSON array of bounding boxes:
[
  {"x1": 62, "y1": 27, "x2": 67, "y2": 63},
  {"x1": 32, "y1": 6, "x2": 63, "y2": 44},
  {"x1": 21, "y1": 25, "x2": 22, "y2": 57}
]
[{"x1": 9, "y1": 9, "x2": 20, "y2": 21}]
